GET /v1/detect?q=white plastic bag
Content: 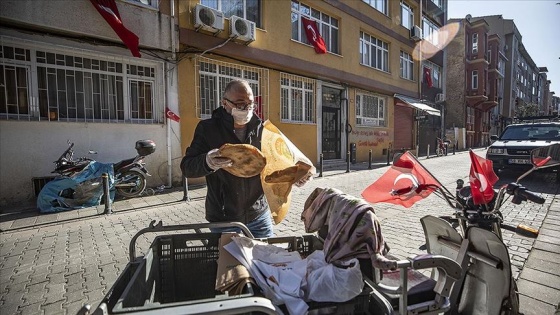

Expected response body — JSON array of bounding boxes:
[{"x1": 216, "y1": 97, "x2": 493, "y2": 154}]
[{"x1": 305, "y1": 250, "x2": 363, "y2": 302}]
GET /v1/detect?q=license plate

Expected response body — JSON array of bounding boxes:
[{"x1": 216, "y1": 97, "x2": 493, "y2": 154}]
[{"x1": 508, "y1": 159, "x2": 531, "y2": 164}]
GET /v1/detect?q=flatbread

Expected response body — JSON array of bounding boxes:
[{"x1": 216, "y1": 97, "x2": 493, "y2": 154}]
[
  {"x1": 264, "y1": 162, "x2": 312, "y2": 184},
  {"x1": 219, "y1": 143, "x2": 266, "y2": 178}
]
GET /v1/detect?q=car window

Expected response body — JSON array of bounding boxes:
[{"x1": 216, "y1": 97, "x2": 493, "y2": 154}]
[{"x1": 501, "y1": 125, "x2": 560, "y2": 141}]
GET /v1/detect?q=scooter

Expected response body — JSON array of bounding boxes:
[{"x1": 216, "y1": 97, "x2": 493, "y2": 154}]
[
  {"x1": 51, "y1": 139, "x2": 156, "y2": 198},
  {"x1": 417, "y1": 143, "x2": 559, "y2": 315},
  {"x1": 435, "y1": 137, "x2": 450, "y2": 157}
]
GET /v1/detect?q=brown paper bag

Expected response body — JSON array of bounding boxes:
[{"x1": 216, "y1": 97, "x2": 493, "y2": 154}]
[
  {"x1": 215, "y1": 233, "x2": 253, "y2": 295},
  {"x1": 260, "y1": 120, "x2": 316, "y2": 224}
]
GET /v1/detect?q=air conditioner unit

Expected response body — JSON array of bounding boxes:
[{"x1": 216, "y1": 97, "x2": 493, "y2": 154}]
[
  {"x1": 410, "y1": 25, "x2": 422, "y2": 41},
  {"x1": 229, "y1": 15, "x2": 256, "y2": 44},
  {"x1": 193, "y1": 4, "x2": 224, "y2": 34},
  {"x1": 435, "y1": 93, "x2": 445, "y2": 103}
]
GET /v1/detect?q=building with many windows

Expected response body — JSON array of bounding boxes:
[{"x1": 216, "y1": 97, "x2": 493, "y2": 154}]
[
  {"x1": 177, "y1": 0, "x2": 447, "y2": 183},
  {"x1": 0, "y1": 0, "x2": 180, "y2": 205}
]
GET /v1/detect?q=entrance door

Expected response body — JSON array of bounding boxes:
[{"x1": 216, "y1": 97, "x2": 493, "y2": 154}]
[{"x1": 321, "y1": 87, "x2": 342, "y2": 160}]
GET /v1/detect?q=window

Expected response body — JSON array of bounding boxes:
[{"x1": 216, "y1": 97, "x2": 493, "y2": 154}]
[
  {"x1": 197, "y1": 57, "x2": 268, "y2": 119},
  {"x1": 400, "y1": 51, "x2": 414, "y2": 80},
  {"x1": 291, "y1": 1, "x2": 339, "y2": 54},
  {"x1": 280, "y1": 73, "x2": 316, "y2": 123},
  {"x1": 360, "y1": 32, "x2": 389, "y2": 72},
  {"x1": 472, "y1": 70, "x2": 479, "y2": 89},
  {"x1": 487, "y1": 49, "x2": 491, "y2": 64},
  {"x1": 356, "y1": 91, "x2": 386, "y2": 127},
  {"x1": 202, "y1": 0, "x2": 261, "y2": 27},
  {"x1": 0, "y1": 43, "x2": 162, "y2": 123},
  {"x1": 400, "y1": 2, "x2": 413, "y2": 30},
  {"x1": 422, "y1": 17, "x2": 439, "y2": 46},
  {"x1": 363, "y1": 0, "x2": 388, "y2": 15},
  {"x1": 472, "y1": 33, "x2": 478, "y2": 53},
  {"x1": 423, "y1": 60, "x2": 441, "y2": 88},
  {"x1": 430, "y1": 0, "x2": 443, "y2": 8},
  {"x1": 126, "y1": 0, "x2": 158, "y2": 9}
]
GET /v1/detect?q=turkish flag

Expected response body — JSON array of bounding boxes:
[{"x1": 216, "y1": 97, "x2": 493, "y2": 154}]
[
  {"x1": 301, "y1": 17, "x2": 327, "y2": 54},
  {"x1": 469, "y1": 150, "x2": 499, "y2": 205},
  {"x1": 90, "y1": 0, "x2": 141, "y2": 57},
  {"x1": 362, "y1": 151, "x2": 440, "y2": 208},
  {"x1": 165, "y1": 107, "x2": 180, "y2": 122},
  {"x1": 424, "y1": 67, "x2": 433, "y2": 88}
]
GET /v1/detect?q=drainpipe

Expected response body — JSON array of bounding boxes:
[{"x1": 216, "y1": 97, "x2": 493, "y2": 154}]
[
  {"x1": 165, "y1": 0, "x2": 178, "y2": 188},
  {"x1": 340, "y1": 91, "x2": 350, "y2": 161}
]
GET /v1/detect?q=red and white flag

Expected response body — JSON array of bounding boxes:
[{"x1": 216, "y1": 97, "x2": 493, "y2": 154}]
[
  {"x1": 362, "y1": 151, "x2": 440, "y2": 208},
  {"x1": 165, "y1": 107, "x2": 180, "y2": 122},
  {"x1": 469, "y1": 150, "x2": 499, "y2": 205},
  {"x1": 90, "y1": 0, "x2": 141, "y2": 58},
  {"x1": 301, "y1": 17, "x2": 327, "y2": 54},
  {"x1": 424, "y1": 67, "x2": 433, "y2": 88}
]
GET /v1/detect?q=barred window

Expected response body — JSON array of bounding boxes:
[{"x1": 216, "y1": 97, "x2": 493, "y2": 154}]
[
  {"x1": 360, "y1": 32, "x2": 389, "y2": 72},
  {"x1": 400, "y1": 51, "x2": 414, "y2": 80},
  {"x1": 356, "y1": 91, "x2": 386, "y2": 127},
  {"x1": 280, "y1": 73, "x2": 316, "y2": 124},
  {"x1": 0, "y1": 42, "x2": 162, "y2": 124},
  {"x1": 196, "y1": 57, "x2": 268, "y2": 120},
  {"x1": 291, "y1": 1, "x2": 339, "y2": 54}
]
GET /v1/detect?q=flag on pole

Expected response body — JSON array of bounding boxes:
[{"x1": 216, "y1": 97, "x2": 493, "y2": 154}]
[
  {"x1": 301, "y1": 17, "x2": 327, "y2": 54},
  {"x1": 469, "y1": 150, "x2": 499, "y2": 205},
  {"x1": 424, "y1": 67, "x2": 433, "y2": 88},
  {"x1": 90, "y1": 0, "x2": 141, "y2": 57},
  {"x1": 165, "y1": 107, "x2": 180, "y2": 122},
  {"x1": 362, "y1": 151, "x2": 440, "y2": 208}
]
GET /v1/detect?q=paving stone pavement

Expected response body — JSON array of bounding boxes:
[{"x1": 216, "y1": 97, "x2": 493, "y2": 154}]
[{"x1": 0, "y1": 148, "x2": 559, "y2": 315}]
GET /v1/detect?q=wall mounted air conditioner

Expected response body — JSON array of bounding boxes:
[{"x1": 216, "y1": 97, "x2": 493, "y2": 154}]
[
  {"x1": 193, "y1": 4, "x2": 224, "y2": 34},
  {"x1": 229, "y1": 15, "x2": 256, "y2": 44},
  {"x1": 410, "y1": 25, "x2": 422, "y2": 41},
  {"x1": 435, "y1": 93, "x2": 445, "y2": 103}
]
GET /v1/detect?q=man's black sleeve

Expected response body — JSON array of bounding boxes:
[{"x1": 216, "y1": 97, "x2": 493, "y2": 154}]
[{"x1": 180, "y1": 123, "x2": 214, "y2": 178}]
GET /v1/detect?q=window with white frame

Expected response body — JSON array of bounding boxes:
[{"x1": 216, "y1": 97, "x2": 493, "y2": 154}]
[
  {"x1": 363, "y1": 0, "x2": 388, "y2": 15},
  {"x1": 291, "y1": 1, "x2": 339, "y2": 54},
  {"x1": 472, "y1": 33, "x2": 478, "y2": 54},
  {"x1": 360, "y1": 32, "x2": 389, "y2": 72},
  {"x1": 126, "y1": 0, "x2": 158, "y2": 9},
  {"x1": 356, "y1": 91, "x2": 386, "y2": 127},
  {"x1": 422, "y1": 17, "x2": 439, "y2": 46},
  {"x1": 400, "y1": 51, "x2": 414, "y2": 80},
  {"x1": 423, "y1": 61, "x2": 441, "y2": 88},
  {"x1": 196, "y1": 57, "x2": 267, "y2": 119},
  {"x1": 0, "y1": 43, "x2": 162, "y2": 123},
  {"x1": 400, "y1": 2, "x2": 414, "y2": 30},
  {"x1": 280, "y1": 73, "x2": 316, "y2": 123},
  {"x1": 472, "y1": 70, "x2": 479, "y2": 90},
  {"x1": 202, "y1": 0, "x2": 261, "y2": 27}
]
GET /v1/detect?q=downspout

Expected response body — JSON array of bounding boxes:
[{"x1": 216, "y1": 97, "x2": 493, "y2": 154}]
[
  {"x1": 417, "y1": 0, "x2": 423, "y2": 150},
  {"x1": 165, "y1": 0, "x2": 178, "y2": 188},
  {"x1": 340, "y1": 90, "x2": 350, "y2": 160}
]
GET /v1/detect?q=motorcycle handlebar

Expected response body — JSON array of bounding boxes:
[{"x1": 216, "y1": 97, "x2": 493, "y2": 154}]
[{"x1": 506, "y1": 183, "x2": 545, "y2": 205}]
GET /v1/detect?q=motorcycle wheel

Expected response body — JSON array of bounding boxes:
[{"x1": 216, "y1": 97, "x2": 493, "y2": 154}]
[
  {"x1": 115, "y1": 170, "x2": 147, "y2": 198},
  {"x1": 436, "y1": 148, "x2": 443, "y2": 157}
]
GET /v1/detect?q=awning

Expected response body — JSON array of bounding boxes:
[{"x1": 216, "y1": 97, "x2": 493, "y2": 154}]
[{"x1": 394, "y1": 94, "x2": 441, "y2": 116}]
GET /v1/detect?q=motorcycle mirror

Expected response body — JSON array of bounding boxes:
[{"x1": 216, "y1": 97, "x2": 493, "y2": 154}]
[{"x1": 530, "y1": 144, "x2": 560, "y2": 168}]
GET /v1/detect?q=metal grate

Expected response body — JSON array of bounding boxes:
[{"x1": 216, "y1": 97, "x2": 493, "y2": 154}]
[{"x1": 32, "y1": 176, "x2": 58, "y2": 196}]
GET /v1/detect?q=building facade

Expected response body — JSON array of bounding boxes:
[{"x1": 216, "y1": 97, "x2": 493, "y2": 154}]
[
  {"x1": 0, "y1": 0, "x2": 181, "y2": 206},
  {"x1": 177, "y1": 0, "x2": 447, "y2": 183}
]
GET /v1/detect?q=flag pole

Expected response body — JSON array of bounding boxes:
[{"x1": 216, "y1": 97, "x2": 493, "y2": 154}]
[{"x1": 408, "y1": 150, "x2": 455, "y2": 198}]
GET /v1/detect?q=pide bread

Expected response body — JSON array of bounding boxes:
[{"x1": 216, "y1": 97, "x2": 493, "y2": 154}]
[
  {"x1": 264, "y1": 162, "x2": 312, "y2": 184},
  {"x1": 219, "y1": 143, "x2": 266, "y2": 178}
]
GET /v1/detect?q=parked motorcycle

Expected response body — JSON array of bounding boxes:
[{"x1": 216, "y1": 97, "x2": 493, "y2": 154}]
[
  {"x1": 38, "y1": 140, "x2": 156, "y2": 213},
  {"x1": 53, "y1": 140, "x2": 156, "y2": 198},
  {"x1": 420, "y1": 144, "x2": 558, "y2": 315}
]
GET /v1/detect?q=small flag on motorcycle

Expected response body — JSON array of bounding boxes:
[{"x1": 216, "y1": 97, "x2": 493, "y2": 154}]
[
  {"x1": 165, "y1": 107, "x2": 180, "y2": 122},
  {"x1": 362, "y1": 151, "x2": 440, "y2": 208},
  {"x1": 468, "y1": 150, "x2": 499, "y2": 205}
]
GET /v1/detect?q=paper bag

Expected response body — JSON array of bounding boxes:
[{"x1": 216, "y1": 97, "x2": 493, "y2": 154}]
[
  {"x1": 260, "y1": 120, "x2": 316, "y2": 224},
  {"x1": 216, "y1": 233, "x2": 254, "y2": 295}
]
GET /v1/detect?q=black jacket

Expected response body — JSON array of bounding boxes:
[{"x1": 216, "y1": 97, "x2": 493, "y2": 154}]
[{"x1": 180, "y1": 107, "x2": 268, "y2": 223}]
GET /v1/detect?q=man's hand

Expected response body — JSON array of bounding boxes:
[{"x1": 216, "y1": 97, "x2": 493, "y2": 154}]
[
  {"x1": 294, "y1": 172, "x2": 313, "y2": 187},
  {"x1": 205, "y1": 148, "x2": 233, "y2": 171}
]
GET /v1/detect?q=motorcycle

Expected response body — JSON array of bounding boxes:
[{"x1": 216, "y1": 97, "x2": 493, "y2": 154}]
[
  {"x1": 416, "y1": 144, "x2": 559, "y2": 315},
  {"x1": 38, "y1": 140, "x2": 156, "y2": 213},
  {"x1": 435, "y1": 137, "x2": 450, "y2": 157}
]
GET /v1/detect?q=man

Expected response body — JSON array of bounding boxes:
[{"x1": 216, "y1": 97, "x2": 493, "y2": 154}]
[{"x1": 181, "y1": 79, "x2": 308, "y2": 238}]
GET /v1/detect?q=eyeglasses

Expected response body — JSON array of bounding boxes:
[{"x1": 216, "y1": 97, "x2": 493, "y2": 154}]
[{"x1": 224, "y1": 98, "x2": 255, "y2": 111}]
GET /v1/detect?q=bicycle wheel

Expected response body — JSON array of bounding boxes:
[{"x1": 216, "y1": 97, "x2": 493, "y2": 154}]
[{"x1": 115, "y1": 170, "x2": 147, "y2": 198}]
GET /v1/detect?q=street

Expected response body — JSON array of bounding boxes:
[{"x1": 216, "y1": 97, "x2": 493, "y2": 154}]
[{"x1": 0, "y1": 148, "x2": 558, "y2": 314}]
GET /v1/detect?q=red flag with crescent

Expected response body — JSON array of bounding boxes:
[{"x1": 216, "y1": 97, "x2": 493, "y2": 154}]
[
  {"x1": 469, "y1": 150, "x2": 499, "y2": 205},
  {"x1": 362, "y1": 151, "x2": 440, "y2": 208},
  {"x1": 165, "y1": 107, "x2": 180, "y2": 122},
  {"x1": 424, "y1": 67, "x2": 433, "y2": 88},
  {"x1": 301, "y1": 17, "x2": 327, "y2": 54},
  {"x1": 90, "y1": 0, "x2": 141, "y2": 57}
]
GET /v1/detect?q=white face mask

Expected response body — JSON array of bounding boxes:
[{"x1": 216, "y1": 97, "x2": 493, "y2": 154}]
[{"x1": 231, "y1": 108, "x2": 253, "y2": 125}]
